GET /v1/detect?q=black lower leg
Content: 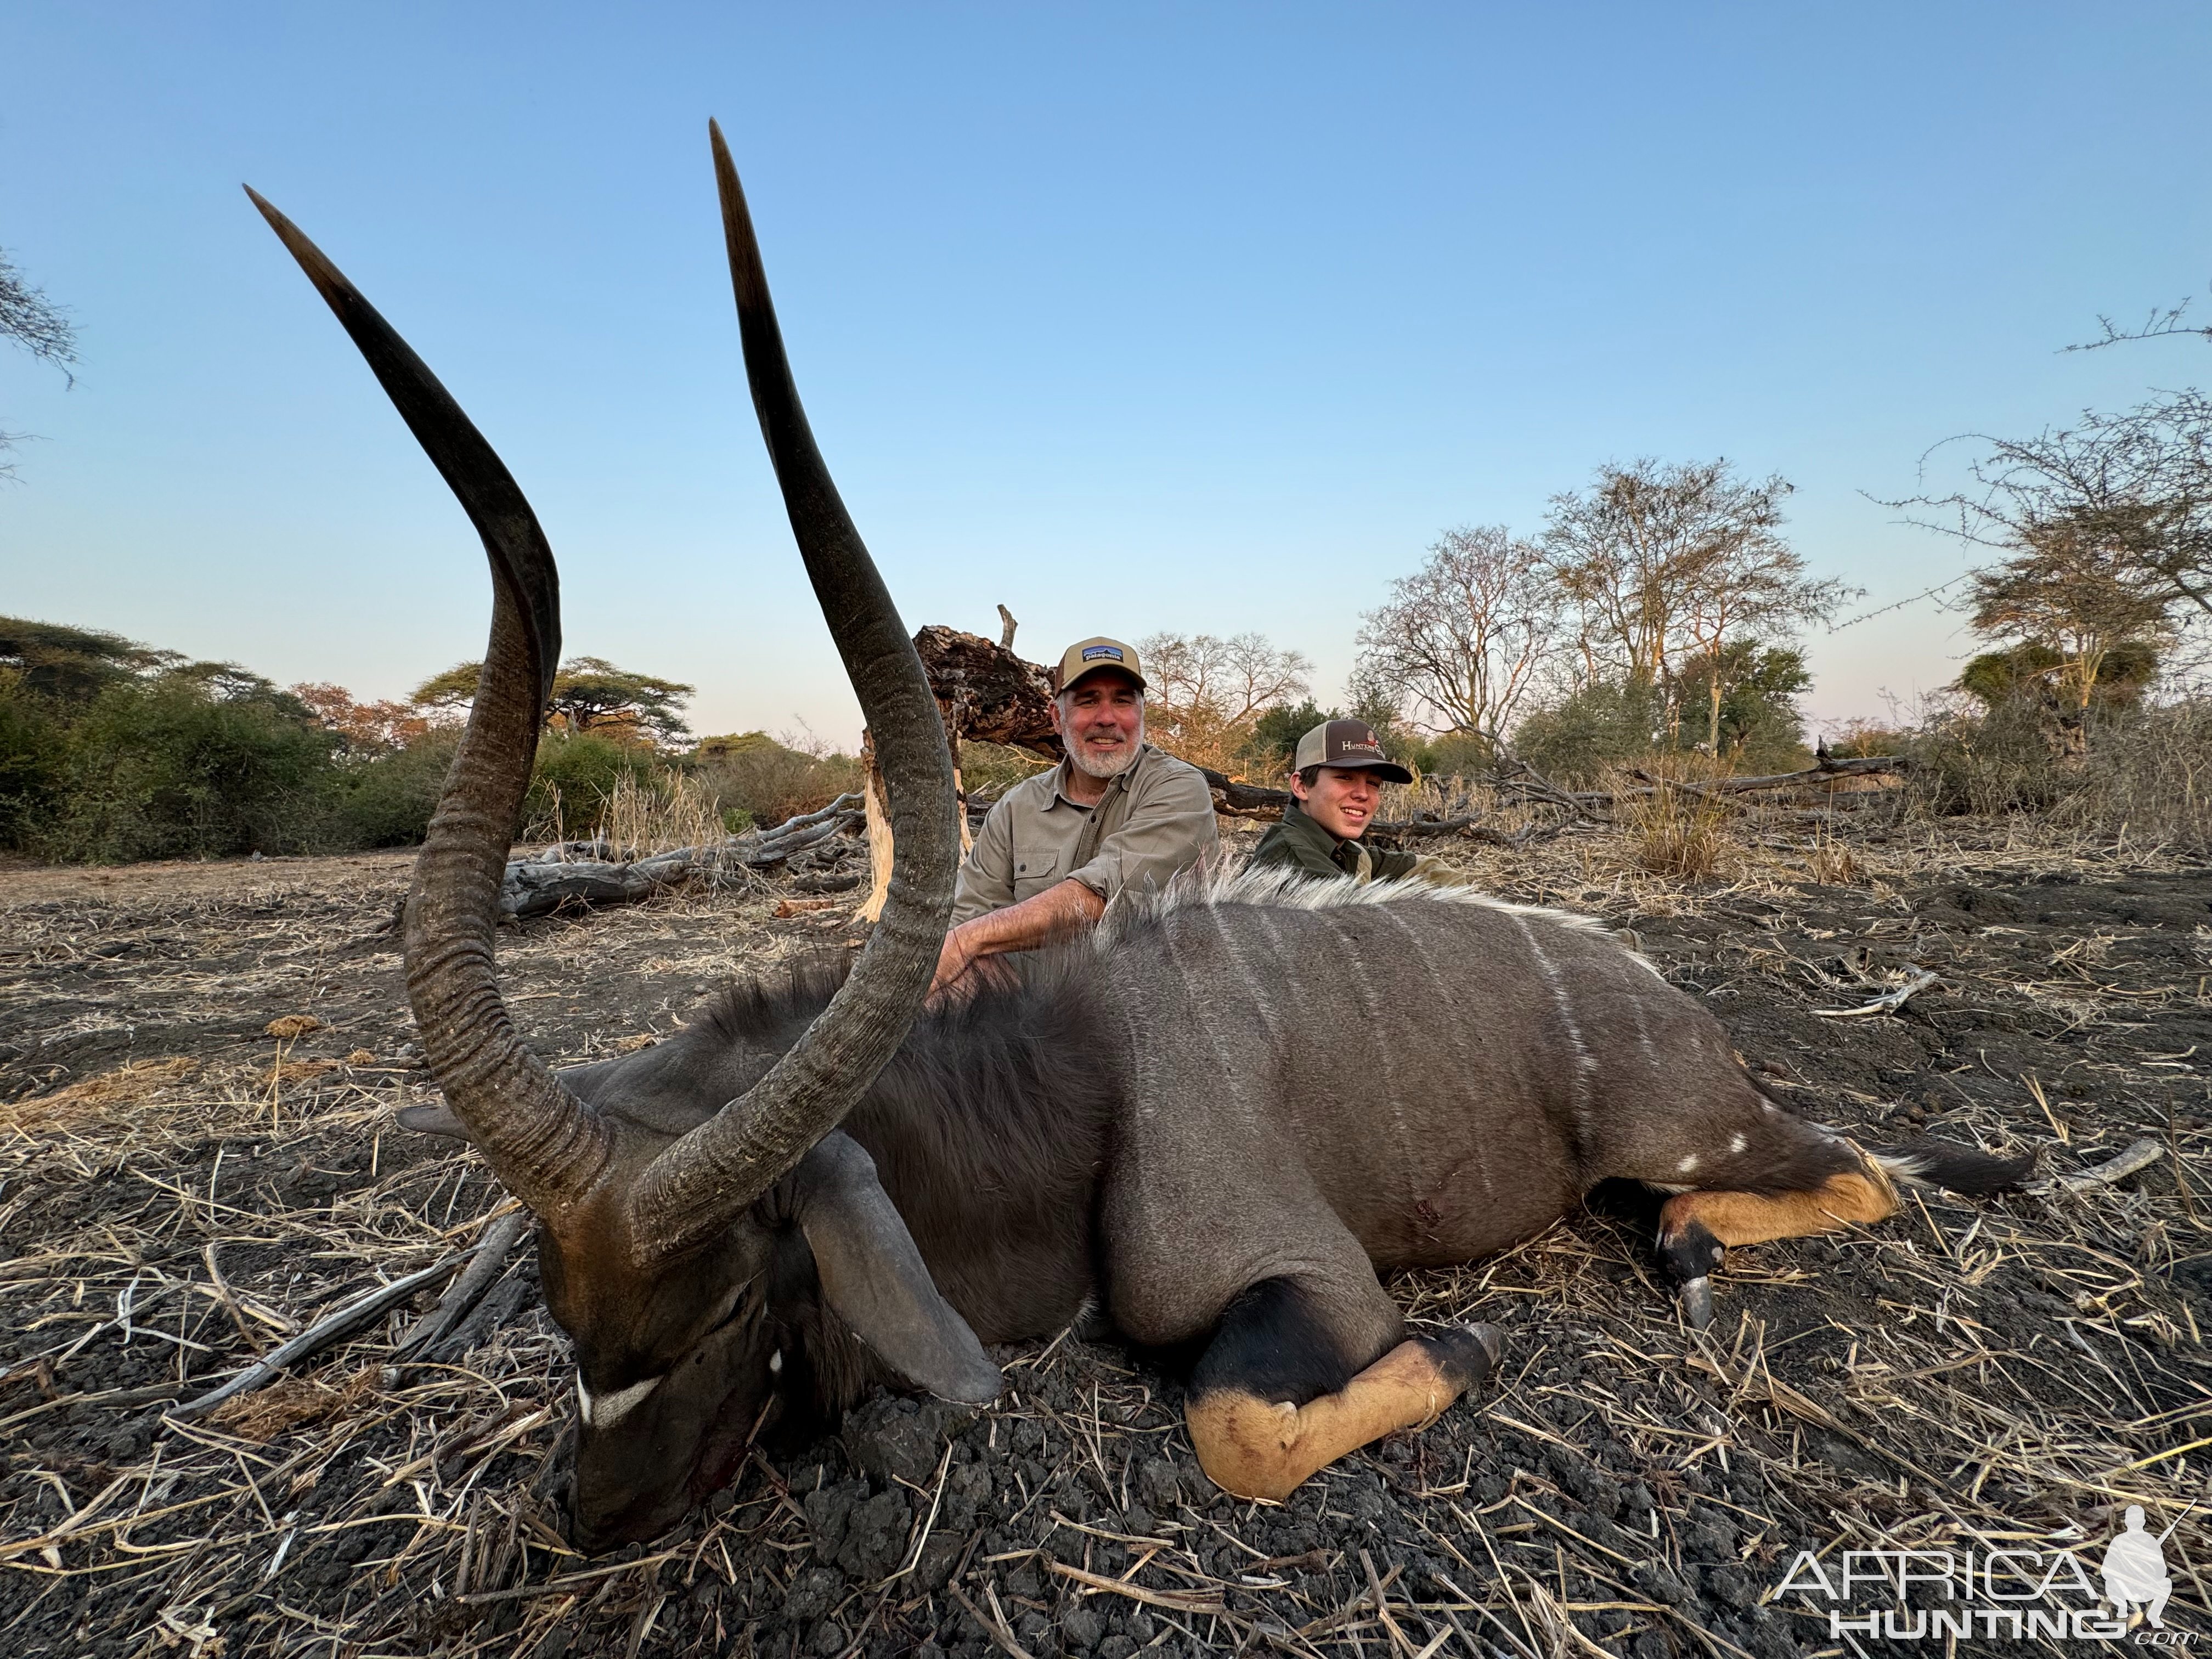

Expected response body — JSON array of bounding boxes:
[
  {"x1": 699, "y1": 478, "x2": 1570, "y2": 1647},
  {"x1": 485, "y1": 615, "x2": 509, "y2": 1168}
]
[
  {"x1": 1658, "y1": 1218, "x2": 1725, "y2": 1330},
  {"x1": 1188, "y1": 1278, "x2": 1365, "y2": 1409},
  {"x1": 1410, "y1": 1323, "x2": 1503, "y2": 1393}
]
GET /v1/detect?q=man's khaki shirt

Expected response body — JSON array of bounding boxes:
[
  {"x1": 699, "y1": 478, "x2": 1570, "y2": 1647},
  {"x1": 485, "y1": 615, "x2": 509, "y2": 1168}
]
[{"x1": 951, "y1": 743, "x2": 1219, "y2": 923}]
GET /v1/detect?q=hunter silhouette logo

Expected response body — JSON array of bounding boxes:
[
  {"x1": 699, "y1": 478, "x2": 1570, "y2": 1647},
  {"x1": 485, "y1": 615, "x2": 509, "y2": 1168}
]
[{"x1": 2103, "y1": 1505, "x2": 2179, "y2": 1628}]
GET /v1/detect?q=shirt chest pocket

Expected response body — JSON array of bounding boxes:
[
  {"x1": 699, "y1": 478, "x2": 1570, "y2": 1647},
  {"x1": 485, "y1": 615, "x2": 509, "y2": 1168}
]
[{"x1": 1011, "y1": 844, "x2": 1066, "y2": 901}]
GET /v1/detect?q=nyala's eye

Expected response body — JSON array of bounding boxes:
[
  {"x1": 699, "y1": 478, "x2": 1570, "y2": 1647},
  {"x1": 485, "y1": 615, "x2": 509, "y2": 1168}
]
[{"x1": 702, "y1": 1285, "x2": 755, "y2": 1341}]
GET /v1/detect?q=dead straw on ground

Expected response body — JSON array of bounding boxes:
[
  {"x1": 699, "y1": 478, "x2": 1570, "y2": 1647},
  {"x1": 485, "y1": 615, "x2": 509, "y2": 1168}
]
[{"x1": 0, "y1": 812, "x2": 2207, "y2": 1657}]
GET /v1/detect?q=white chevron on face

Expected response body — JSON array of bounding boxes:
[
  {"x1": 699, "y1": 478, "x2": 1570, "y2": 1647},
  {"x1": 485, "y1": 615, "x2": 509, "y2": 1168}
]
[{"x1": 577, "y1": 1373, "x2": 663, "y2": 1427}]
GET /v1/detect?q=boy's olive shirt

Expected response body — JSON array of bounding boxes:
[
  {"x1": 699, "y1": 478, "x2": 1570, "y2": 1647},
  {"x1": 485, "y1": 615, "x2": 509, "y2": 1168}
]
[{"x1": 1246, "y1": 799, "x2": 1421, "y2": 884}]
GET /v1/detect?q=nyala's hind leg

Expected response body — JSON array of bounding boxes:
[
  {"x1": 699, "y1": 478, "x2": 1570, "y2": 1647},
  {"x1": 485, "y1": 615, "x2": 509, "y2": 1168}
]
[
  {"x1": 1658, "y1": 1149, "x2": 1899, "y2": 1329},
  {"x1": 1183, "y1": 1277, "x2": 1502, "y2": 1503}
]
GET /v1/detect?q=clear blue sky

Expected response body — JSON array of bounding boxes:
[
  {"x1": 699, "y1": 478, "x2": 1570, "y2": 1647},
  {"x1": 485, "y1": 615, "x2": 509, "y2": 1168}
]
[{"x1": 5, "y1": 3, "x2": 2210, "y2": 744}]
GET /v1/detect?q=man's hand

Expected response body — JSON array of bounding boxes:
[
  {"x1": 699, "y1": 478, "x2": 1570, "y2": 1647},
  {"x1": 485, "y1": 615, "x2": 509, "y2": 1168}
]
[
  {"x1": 926, "y1": 879, "x2": 1107, "y2": 1008},
  {"x1": 928, "y1": 926, "x2": 979, "y2": 1005}
]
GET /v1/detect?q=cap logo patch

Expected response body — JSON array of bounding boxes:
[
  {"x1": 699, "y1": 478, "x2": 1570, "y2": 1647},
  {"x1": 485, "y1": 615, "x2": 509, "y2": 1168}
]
[{"x1": 1081, "y1": 645, "x2": 1125, "y2": 662}]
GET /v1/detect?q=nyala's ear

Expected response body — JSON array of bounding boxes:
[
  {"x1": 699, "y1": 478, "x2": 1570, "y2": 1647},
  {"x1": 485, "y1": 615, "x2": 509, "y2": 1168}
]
[
  {"x1": 396, "y1": 1102, "x2": 475, "y2": 1143},
  {"x1": 795, "y1": 1132, "x2": 1002, "y2": 1404}
]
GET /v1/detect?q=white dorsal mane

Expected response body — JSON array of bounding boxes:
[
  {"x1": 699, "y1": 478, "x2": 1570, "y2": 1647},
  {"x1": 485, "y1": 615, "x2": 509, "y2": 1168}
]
[{"x1": 1097, "y1": 862, "x2": 1629, "y2": 949}]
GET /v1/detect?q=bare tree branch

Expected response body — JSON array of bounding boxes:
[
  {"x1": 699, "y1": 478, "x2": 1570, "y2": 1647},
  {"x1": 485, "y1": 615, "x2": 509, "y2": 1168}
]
[
  {"x1": 1135, "y1": 630, "x2": 1312, "y2": 772},
  {"x1": 2067, "y1": 290, "x2": 2212, "y2": 354},
  {"x1": 0, "y1": 246, "x2": 80, "y2": 484},
  {"x1": 1882, "y1": 394, "x2": 2212, "y2": 633},
  {"x1": 1355, "y1": 526, "x2": 1566, "y2": 753},
  {"x1": 0, "y1": 249, "x2": 76, "y2": 373}
]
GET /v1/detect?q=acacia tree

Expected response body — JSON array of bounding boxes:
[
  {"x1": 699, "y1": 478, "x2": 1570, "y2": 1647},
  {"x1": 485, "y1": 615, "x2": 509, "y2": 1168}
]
[
  {"x1": 1354, "y1": 525, "x2": 1565, "y2": 755},
  {"x1": 0, "y1": 616, "x2": 162, "y2": 704},
  {"x1": 1, "y1": 247, "x2": 78, "y2": 484},
  {"x1": 1899, "y1": 393, "x2": 2212, "y2": 631},
  {"x1": 1962, "y1": 505, "x2": 2174, "y2": 745},
  {"x1": 1135, "y1": 631, "x2": 1312, "y2": 774},
  {"x1": 1543, "y1": 459, "x2": 1843, "y2": 751},
  {"x1": 412, "y1": 656, "x2": 695, "y2": 745}
]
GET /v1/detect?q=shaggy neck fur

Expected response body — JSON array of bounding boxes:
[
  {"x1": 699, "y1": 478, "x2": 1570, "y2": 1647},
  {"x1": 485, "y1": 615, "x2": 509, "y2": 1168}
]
[{"x1": 698, "y1": 952, "x2": 1117, "y2": 1382}]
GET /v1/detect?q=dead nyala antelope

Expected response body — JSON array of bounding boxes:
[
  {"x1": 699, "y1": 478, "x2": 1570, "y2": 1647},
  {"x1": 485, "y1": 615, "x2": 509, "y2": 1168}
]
[{"x1": 252, "y1": 124, "x2": 2030, "y2": 1551}]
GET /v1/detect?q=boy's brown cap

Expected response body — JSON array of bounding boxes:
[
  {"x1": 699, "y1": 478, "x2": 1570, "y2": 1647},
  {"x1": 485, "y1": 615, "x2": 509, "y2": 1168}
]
[{"x1": 1294, "y1": 718, "x2": 1412, "y2": 783}]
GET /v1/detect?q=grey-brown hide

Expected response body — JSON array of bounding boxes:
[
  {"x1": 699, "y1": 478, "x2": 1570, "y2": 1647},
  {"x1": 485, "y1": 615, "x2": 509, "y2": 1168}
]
[
  {"x1": 1090, "y1": 874, "x2": 1839, "y2": 1351},
  {"x1": 503, "y1": 867, "x2": 1884, "y2": 1539}
]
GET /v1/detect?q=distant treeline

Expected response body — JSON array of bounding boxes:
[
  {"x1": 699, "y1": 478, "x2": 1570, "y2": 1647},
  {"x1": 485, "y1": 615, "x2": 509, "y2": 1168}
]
[{"x1": 0, "y1": 617, "x2": 861, "y2": 864}]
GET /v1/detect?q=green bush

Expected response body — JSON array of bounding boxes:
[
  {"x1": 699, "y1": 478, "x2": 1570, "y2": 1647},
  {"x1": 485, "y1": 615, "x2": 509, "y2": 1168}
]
[
  {"x1": 696, "y1": 741, "x2": 862, "y2": 828},
  {"x1": 1510, "y1": 650, "x2": 1810, "y2": 785},
  {"x1": 1900, "y1": 697, "x2": 2064, "y2": 818},
  {"x1": 959, "y1": 741, "x2": 1053, "y2": 799},
  {"x1": 1243, "y1": 701, "x2": 1330, "y2": 777},
  {"x1": 1671, "y1": 645, "x2": 1812, "y2": 772},
  {"x1": 328, "y1": 734, "x2": 459, "y2": 848},
  {"x1": 1414, "y1": 729, "x2": 1494, "y2": 778},
  {"x1": 524, "y1": 731, "x2": 663, "y2": 841},
  {"x1": 1512, "y1": 680, "x2": 1667, "y2": 786},
  {"x1": 40, "y1": 676, "x2": 342, "y2": 862},
  {"x1": 0, "y1": 678, "x2": 67, "y2": 849}
]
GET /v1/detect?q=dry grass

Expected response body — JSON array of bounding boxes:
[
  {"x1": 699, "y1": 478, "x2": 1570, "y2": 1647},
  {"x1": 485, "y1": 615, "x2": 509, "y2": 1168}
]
[
  {"x1": 1803, "y1": 831, "x2": 1863, "y2": 886},
  {"x1": 1615, "y1": 776, "x2": 1737, "y2": 881},
  {"x1": 208, "y1": 1364, "x2": 380, "y2": 1443},
  {"x1": 1, "y1": 818, "x2": 2208, "y2": 1656},
  {"x1": 2060, "y1": 698, "x2": 2212, "y2": 851},
  {"x1": 593, "y1": 768, "x2": 728, "y2": 861},
  {"x1": 0, "y1": 1056, "x2": 200, "y2": 1136}
]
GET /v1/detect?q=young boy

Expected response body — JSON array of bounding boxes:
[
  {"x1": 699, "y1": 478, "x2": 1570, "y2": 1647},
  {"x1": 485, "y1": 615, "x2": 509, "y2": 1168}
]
[{"x1": 1246, "y1": 719, "x2": 1469, "y2": 887}]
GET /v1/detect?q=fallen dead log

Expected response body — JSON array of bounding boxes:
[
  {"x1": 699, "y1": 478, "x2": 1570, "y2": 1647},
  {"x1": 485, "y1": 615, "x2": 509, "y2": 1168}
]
[
  {"x1": 1560, "y1": 754, "x2": 1906, "y2": 807},
  {"x1": 498, "y1": 794, "x2": 863, "y2": 919},
  {"x1": 1489, "y1": 759, "x2": 1601, "y2": 817},
  {"x1": 1713, "y1": 754, "x2": 1904, "y2": 792},
  {"x1": 1194, "y1": 767, "x2": 1295, "y2": 816}
]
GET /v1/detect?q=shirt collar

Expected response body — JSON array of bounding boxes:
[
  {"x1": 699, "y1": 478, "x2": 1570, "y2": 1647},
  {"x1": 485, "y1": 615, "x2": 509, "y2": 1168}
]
[
  {"x1": 1048, "y1": 743, "x2": 1149, "y2": 809},
  {"x1": 1284, "y1": 798, "x2": 1337, "y2": 842},
  {"x1": 1286, "y1": 799, "x2": 1361, "y2": 858}
]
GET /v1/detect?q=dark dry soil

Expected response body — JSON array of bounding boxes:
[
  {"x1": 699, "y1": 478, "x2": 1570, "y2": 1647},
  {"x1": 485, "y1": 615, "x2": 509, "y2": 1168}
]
[{"x1": 1, "y1": 837, "x2": 2209, "y2": 1657}]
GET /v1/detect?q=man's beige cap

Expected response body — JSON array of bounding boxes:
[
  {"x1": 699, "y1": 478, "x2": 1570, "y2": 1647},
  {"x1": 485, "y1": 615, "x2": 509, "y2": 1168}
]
[
  {"x1": 1054, "y1": 637, "x2": 1147, "y2": 692},
  {"x1": 1294, "y1": 718, "x2": 1413, "y2": 783}
]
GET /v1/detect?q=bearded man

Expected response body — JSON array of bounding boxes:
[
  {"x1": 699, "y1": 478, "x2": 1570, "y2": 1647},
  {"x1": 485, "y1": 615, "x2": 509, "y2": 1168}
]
[{"x1": 930, "y1": 637, "x2": 1218, "y2": 998}]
